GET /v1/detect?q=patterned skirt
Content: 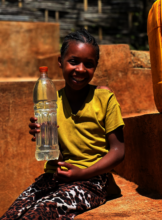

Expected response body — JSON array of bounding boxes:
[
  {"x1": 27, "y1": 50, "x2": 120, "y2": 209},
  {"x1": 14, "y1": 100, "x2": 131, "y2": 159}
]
[{"x1": 0, "y1": 173, "x2": 111, "y2": 220}]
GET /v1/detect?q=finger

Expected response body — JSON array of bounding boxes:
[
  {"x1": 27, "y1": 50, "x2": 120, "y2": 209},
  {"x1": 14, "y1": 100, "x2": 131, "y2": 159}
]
[
  {"x1": 29, "y1": 123, "x2": 40, "y2": 129},
  {"x1": 29, "y1": 129, "x2": 40, "y2": 135},
  {"x1": 31, "y1": 137, "x2": 36, "y2": 142},
  {"x1": 58, "y1": 162, "x2": 73, "y2": 169},
  {"x1": 47, "y1": 160, "x2": 59, "y2": 166},
  {"x1": 57, "y1": 167, "x2": 69, "y2": 178},
  {"x1": 55, "y1": 174, "x2": 68, "y2": 182},
  {"x1": 55, "y1": 168, "x2": 70, "y2": 182},
  {"x1": 30, "y1": 117, "x2": 38, "y2": 123}
]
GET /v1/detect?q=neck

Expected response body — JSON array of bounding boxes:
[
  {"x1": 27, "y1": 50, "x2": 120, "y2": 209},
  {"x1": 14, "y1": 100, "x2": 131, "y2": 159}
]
[{"x1": 65, "y1": 84, "x2": 90, "y2": 103}]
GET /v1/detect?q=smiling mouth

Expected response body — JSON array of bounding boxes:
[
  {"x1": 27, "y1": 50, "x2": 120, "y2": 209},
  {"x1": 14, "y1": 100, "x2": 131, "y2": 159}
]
[{"x1": 72, "y1": 76, "x2": 86, "y2": 82}]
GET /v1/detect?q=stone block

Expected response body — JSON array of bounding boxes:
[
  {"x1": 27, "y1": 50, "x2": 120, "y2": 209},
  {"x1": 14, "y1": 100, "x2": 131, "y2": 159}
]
[
  {"x1": 114, "y1": 113, "x2": 162, "y2": 196},
  {"x1": 91, "y1": 45, "x2": 157, "y2": 117},
  {"x1": 131, "y1": 50, "x2": 151, "y2": 69},
  {"x1": 0, "y1": 21, "x2": 60, "y2": 78},
  {"x1": 0, "y1": 29, "x2": 157, "y2": 116},
  {"x1": 75, "y1": 174, "x2": 162, "y2": 220},
  {"x1": 37, "y1": 53, "x2": 63, "y2": 79}
]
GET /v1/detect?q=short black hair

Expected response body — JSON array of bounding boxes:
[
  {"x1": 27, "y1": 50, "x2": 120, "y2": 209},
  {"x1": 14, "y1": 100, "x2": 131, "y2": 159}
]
[{"x1": 60, "y1": 29, "x2": 99, "y2": 63}]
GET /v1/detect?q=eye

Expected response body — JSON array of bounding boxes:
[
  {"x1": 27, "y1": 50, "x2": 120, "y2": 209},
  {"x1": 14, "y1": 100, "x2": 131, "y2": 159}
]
[
  {"x1": 84, "y1": 62, "x2": 95, "y2": 68},
  {"x1": 69, "y1": 59, "x2": 79, "y2": 65}
]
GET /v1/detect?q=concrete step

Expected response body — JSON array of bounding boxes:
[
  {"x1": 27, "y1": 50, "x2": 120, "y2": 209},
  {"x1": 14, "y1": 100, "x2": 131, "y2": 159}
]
[{"x1": 75, "y1": 174, "x2": 162, "y2": 219}]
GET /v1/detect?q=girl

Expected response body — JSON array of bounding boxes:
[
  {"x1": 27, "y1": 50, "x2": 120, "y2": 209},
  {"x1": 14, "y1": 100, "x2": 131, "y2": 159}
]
[{"x1": 1, "y1": 29, "x2": 125, "y2": 220}]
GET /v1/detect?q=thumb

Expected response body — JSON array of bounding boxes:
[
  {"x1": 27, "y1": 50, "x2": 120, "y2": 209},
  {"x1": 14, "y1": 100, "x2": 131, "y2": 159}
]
[{"x1": 58, "y1": 162, "x2": 73, "y2": 169}]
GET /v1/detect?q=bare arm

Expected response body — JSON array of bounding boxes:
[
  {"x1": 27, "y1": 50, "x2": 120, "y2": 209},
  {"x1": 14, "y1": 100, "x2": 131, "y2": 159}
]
[{"x1": 82, "y1": 126, "x2": 125, "y2": 178}]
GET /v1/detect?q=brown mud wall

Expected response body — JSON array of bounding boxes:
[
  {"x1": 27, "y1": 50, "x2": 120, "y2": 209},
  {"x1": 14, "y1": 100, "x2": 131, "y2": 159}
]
[
  {"x1": 0, "y1": 22, "x2": 158, "y2": 117},
  {"x1": 0, "y1": 21, "x2": 157, "y2": 116},
  {"x1": 0, "y1": 21, "x2": 61, "y2": 78},
  {"x1": 92, "y1": 45, "x2": 157, "y2": 117},
  {"x1": 115, "y1": 113, "x2": 162, "y2": 196}
]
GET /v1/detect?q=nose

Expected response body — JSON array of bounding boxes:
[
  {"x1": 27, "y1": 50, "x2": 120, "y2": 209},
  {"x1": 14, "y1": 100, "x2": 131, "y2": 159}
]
[{"x1": 76, "y1": 63, "x2": 86, "y2": 73}]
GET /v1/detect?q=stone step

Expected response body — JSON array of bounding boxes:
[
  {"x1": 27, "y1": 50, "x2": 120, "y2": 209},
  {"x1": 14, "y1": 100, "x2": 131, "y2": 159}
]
[{"x1": 75, "y1": 174, "x2": 162, "y2": 220}]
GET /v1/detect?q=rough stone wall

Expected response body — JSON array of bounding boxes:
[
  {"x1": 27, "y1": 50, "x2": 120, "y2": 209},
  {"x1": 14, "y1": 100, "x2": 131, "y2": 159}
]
[
  {"x1": 91, "y1": 45, "x2": 158, "y2": 116},
  {"x1": 114, "y1": 113, "x2": 162, "y2": 196},
  {"x1": 0, "y1": 21, "x2": 60, "y2": 78},
  {"x1": 0, "y1": 22, "x2": 158, "y2": 116}
]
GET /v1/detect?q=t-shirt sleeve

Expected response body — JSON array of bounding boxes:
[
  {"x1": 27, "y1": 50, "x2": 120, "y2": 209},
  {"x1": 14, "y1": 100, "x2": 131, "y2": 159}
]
[{"x1": 105, "y1": 94, "x2": 124, "y2": 134}]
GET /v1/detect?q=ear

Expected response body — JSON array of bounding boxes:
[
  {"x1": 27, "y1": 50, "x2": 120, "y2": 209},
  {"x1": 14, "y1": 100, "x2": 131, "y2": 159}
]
[{"x1": 58, "y1": 56, "x2": 62, "y2": 69}]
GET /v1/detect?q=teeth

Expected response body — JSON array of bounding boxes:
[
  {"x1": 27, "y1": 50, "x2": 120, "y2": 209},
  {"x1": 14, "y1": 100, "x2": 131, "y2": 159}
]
[{"x1": 72, "y1": 77, "x2": 85, "y2": 82}]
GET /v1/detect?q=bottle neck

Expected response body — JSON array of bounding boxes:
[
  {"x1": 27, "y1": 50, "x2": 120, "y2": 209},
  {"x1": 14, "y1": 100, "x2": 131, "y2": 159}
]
[{"x1": 40, "y1": 72, "x2": 47, "y2": 78}]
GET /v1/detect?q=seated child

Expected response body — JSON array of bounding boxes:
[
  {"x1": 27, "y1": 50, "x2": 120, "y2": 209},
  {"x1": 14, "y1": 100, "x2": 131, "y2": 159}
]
[{"x1": 1, "y1": 29, "x2": 125, "y2": 220}]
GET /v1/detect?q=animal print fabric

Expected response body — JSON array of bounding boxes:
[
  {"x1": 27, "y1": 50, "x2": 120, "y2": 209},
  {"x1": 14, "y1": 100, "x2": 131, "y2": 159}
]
[{"x1": 0, "y1": 173, "x2": 109, "y2": 220}]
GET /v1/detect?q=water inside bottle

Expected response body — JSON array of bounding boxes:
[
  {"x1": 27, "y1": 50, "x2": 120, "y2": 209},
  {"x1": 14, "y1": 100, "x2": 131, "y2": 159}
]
[
  {"x1": 35, "y1": 148, "x2": 60, "y2": 161},
  {"x1": 34, "y1": 102, "x2": 59, "y2": 161}
]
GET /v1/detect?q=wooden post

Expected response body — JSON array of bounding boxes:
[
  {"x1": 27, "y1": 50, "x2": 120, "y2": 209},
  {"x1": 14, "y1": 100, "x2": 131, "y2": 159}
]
[
  {"x1": 18, "y1": 0, "x2": 22, "y2": 8},
  {"x1": 2, "y1": 0, "x2": 5, "y2": 5},
  {"x1": 45, "y1": 9, "x2": 48, "y2": 22},
  {"x1": 98, "y1": 0, "x2": 102, "y2": 13},
  {"x1": 99, "y1": 27, "x2": 102, "y2": 41},
  {"x1": 84, "y1": 0, "x2": 88, "y2": 30},
  {"x1": 55, "y1": 11, "x2": 59, "y2": 22},
  {"x1": 128, "y1": 12, "x2": 133, "y2": 30},
  {"x1": 98, "y1": 0, "x2": 103, "y2": 41},
  {"x1": 84, "y1": 0, "x2": 88, "y2": 11}
]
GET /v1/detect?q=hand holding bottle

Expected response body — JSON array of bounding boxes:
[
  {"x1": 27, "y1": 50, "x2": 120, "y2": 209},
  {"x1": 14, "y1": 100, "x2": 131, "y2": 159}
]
[
  {"x1": 29, "y1": 117, "x2": 59, "y2": 141},
  {"x1": 29, "y1": 117, "x2": 62, "y2": 166},
  {"x1": 29, "y1": 117, "x2": 40, "y2": 142}
]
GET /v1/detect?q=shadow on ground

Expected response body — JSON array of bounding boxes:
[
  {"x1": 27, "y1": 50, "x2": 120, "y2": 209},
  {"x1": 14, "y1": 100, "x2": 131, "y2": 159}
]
[{"x1": 136, "y1": 187, "x2": 162, "y2": 200}]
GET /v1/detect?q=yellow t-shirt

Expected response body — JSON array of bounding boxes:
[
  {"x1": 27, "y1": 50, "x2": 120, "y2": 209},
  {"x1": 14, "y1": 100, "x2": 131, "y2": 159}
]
[{"x1": 44, "y1": 85, "x2": 124, "y2": 172}]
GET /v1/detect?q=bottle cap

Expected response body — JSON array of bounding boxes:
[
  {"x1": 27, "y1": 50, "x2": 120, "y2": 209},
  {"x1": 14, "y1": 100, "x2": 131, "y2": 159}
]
[{"x1": 39, "y1": 66, "x2": 48, "y2": 72}]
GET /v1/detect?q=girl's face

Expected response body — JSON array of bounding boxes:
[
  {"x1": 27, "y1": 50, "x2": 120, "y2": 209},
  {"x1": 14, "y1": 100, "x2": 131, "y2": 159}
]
[{"x1": 58, "y1": 41, "x2": 97, "y2": 91}]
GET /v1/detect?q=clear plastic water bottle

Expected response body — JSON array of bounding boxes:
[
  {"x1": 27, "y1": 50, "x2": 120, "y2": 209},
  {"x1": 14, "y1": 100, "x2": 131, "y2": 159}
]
[{"x1": 33, "y1": 66, "x2": 59, "y2": 161}]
